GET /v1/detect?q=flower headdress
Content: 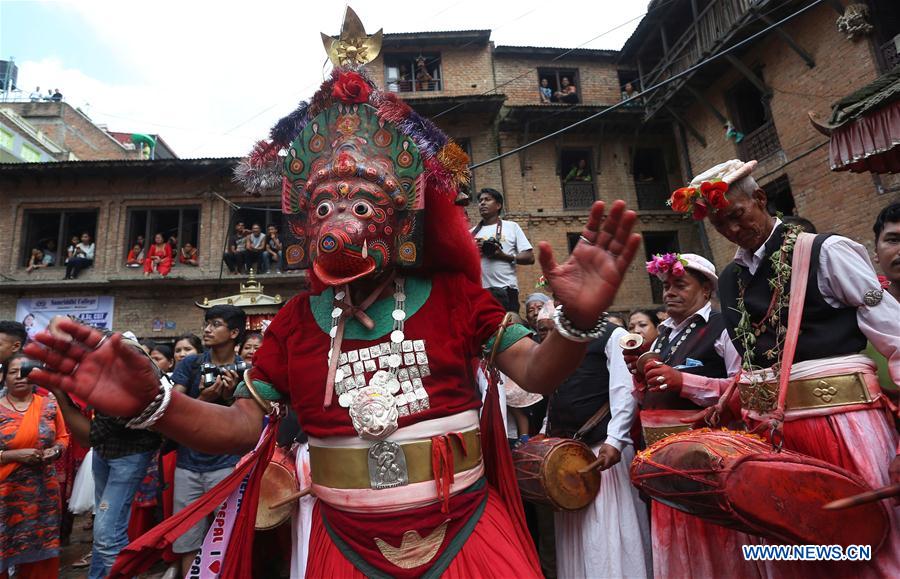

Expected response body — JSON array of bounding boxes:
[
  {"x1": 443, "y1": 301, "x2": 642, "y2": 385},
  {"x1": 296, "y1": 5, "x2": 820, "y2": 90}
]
[
  {"x1": 668, "y1": 159, "x2": 758, "y2": 220},
  {"x1": 646, "y1": 253, "x2": 687, "y2": 279}
]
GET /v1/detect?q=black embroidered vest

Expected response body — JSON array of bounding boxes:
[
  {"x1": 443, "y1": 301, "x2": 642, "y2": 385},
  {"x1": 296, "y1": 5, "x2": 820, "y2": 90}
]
[
  {"x1": 642, "y1": 311, "x2": 728, "y2": 410},
  {"x1": 548, "y1": 323, "x2": 616, "y2": 445},
  {"x1": 718, "y1": 225, "x2": 866, "y2": 365}
]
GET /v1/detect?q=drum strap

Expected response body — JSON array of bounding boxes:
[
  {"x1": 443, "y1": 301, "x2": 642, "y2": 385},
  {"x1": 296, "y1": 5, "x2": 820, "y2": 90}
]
[
  {"x1": 572, "y1": 402, "x2": 610, "y2": 442},
  {"x1": 768, "y1": 232, "x2": 815, "y2": 445}
]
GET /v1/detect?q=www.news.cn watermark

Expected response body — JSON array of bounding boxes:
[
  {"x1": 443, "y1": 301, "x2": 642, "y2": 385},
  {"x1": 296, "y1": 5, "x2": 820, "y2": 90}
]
[{"x1": 742, "y1": 544, "x2": 872, "y2": 562}]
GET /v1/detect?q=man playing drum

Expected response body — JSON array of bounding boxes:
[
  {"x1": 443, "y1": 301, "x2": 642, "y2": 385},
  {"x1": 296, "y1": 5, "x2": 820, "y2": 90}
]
[
  {"x1": 22, "y1": 10, "x2": 642, "y2": 578},
  {"x1": 660, "y1": 159, "x2": 900, "y2": 576},
  {"x1": 627, "y1": 253, "x2": 764, "y2": 578},
  {"x1": 548, "y1": 317, "x2": 652, "y2": 578}
]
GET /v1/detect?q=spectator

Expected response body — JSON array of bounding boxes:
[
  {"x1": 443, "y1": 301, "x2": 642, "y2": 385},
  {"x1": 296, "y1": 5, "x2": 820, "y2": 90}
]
[
  {"x1": 539, "y1": 78, "x2": 552, "y2": 103},
  {"x1": 243, "y1": 223, "x2": 267, "y2": 274},
  {"x1": 149, "y1": 344, "x2": 175, "y2": 375},
  {"x1": 46, "y1": 89, "x2": 53, "y2": 100},
  {"x1": 64, "y1": 235, "x2": 80, "y2": 264},
  {"x1": 168, "y1": 234, "x2": 178, "y2": 250},
  {"x1": 621, "y1": 81, "x2": 639, "y2": 103},
  {"x1": 25, "y1": 248, "x2": 53, "y2": 272},
  {"x1": 64, "y1": 232, "x2": 95, "y2": 279},
  {"x1": 40, "y1": 239, "x2": 58, "y2": 264},
  {"x1": 524, "y1": 292, "x2": 551, "y2": 330},
  {"x1": 239, "y1": 331, "x2": 263, "y2": 364},
  {"x1": 628, "y1": 309, "x2": 660, "y2": 345},
  {"x1": 535, "y1": 299, "x2": 555, "y2": 342},
  {"x1": 565, "y1": 158, "x2": 592, "y2": 182},
  {"x1": 144, "y1": 232, "x2": 173, "y2": 277},
  {"x1": 51, "y1": 88, "x2": 63, "y2": 101},
  {"x1": 173, "y1": 333, "x2": 203, "y2": 364},
  {"x1": 135, "y1": 234, "x2": 146, "y2": 249},
  {"x1": 171, "y1": 305, "x2": 245, "y2": 576},
  {"x1": 29, "y1": 86, "x2": 42, "y2": 101},
  {"x1": 554, "y1": 76, "x2": 578, "y2": 104},
  {"x1": 179, "y1": 242, "x2": 199, "y2": 266},
  {"x1": 654, "y1": 306, "x2": 669, "y2": 323},
  {"x1": 47, "y1": 333, "x2": 161, "y2": 579},
  {"x1": 471, "y1": 188, "x2": 534, "y2": 312},
  {"x1": 223, "y1": 222, "x2": 247, "y2": 274},
  {"x1": 126, "y1": 243, "x2": 144, "y2": 268},
  {"x1": 264, "y1": 224, "x2": 283, "y2": 273},
  {"x1": 0, "y1": 321, "x2": 27, "y2": 369},
  {"x1": 0, "y1": 353, "x2": 70, "y2": 579},
  {"x1": 415, "y1": 56, "x2": 435, "y2": 91}
]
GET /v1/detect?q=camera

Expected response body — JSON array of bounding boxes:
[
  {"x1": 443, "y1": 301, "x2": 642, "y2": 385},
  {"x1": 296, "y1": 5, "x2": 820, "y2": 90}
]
[
  {"x1": 480, "y1": 237, "x2": 501, "y2": 257},
  {"x1": 19, "y1": 360, "x2": 43, "y2": 379},
  {"x1": 201, "y1": 361, "x2": 252, "y2": 388}
]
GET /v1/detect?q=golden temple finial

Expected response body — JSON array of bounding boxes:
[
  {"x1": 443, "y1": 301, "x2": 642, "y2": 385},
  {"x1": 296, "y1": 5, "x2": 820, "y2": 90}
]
[{"x1": 321, "y1": 6, "x2": 383, "y2": 67}]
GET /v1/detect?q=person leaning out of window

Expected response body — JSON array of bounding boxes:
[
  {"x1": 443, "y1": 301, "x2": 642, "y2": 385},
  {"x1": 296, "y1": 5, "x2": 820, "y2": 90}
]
[{"x1": 64, "y1": 232, "x2": 95, "y2": 280}]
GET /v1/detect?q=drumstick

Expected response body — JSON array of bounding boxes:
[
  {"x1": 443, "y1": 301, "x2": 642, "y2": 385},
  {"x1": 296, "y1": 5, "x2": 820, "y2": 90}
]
[
  {"x1": 822, "y1": 483, "x2": 900, "y2": 510},
  {"x1": 578, "y1": 458, "x2": 604, "y2": 474},
  {"x1": 268, "y1": 487, "x2": 314, "y2": 509}
]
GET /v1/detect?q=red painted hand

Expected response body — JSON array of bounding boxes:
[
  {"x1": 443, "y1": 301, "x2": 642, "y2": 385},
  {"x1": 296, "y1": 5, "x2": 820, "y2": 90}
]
[
  {"x1": 538, "y1": 200, "x2": 641, "y2": 330},
  {"x1": 24, "y1": 319, "x2": 159, "y2": 418},
  {"x1": 643, "y1": 361, "x2": 684, "y2": 394}
]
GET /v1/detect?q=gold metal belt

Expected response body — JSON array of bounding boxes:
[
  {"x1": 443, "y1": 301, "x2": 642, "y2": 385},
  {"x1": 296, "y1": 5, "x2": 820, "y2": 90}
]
[
  {"x1": 309, "y1": 428, "x2": 482, "y2": 489},
  {"x1": 642, "y1": 423, "x2": 692, "y2": 446},
  {"x1": 741, "y1": 372, "x2": 873, "y2": 413}
]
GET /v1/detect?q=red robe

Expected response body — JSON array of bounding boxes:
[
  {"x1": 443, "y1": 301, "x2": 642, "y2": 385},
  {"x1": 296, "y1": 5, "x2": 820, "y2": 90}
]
[{"x1": 252, "y1": 272, "x2": 540, "y2": 577}]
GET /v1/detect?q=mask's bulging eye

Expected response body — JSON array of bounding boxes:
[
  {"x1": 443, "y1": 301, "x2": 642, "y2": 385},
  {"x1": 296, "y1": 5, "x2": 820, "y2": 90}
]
[
  {"x1": 316, "y1": 201, "x2": 333, "y2": 218},
  {"x1": 352, "y1": 201, "x2": 373, "y2": 218}
]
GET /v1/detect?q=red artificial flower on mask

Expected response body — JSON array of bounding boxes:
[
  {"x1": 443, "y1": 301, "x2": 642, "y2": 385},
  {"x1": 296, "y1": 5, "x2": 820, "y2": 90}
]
[
  {"x1": 700, "y1": 180, "x2": 729, "y2": 210},
  {"x1": 332, "y1": 72, "x2": 373, "y2": 104}
]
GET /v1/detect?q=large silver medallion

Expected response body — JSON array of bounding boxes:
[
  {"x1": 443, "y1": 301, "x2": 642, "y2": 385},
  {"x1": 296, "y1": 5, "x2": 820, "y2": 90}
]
[
  {"x1": 349, "y1": 384, "x2": 399, "y2": 440},
  {"x1": 367, "y1": 440, "x2": 409, "y2": 489}
]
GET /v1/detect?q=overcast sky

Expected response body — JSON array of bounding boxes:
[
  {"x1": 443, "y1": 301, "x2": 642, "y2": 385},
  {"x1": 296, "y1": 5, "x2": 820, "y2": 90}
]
[{"x1": 1, "y1": 0, "x2": 650, "y2": 158}]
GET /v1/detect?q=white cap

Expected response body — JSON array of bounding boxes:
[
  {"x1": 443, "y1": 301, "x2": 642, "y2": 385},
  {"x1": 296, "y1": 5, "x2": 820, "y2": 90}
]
[
  {"x1": 680, "y1": 253, "x2": 718, "y2": 284},
  {"x1": 689, "y1": 159, "x2": 758, "y2": 188}
]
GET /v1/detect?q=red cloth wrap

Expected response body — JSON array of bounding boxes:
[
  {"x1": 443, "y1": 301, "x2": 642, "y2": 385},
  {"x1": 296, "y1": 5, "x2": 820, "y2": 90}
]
[
  {"x1": 308, "y1": 486, "x2": 543, "y2": 579},
  {"x1": 108, "y1": 420, "x2": 278, "y2": 579},
  {"x1": 319, "y1": 479, "x2": 487, "y2": 578}
]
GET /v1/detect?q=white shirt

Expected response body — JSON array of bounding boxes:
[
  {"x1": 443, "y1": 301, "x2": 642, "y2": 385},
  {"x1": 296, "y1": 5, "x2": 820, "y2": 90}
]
[
  {"x1": 471, "y1": 219, "x2": 533, "y2": 289},
  {"x1": 604, "y1": 327, "x2": 638, "y2": 452},
  {"x1": 76, "y1": 242, "x2": 95, "y2": 260}
]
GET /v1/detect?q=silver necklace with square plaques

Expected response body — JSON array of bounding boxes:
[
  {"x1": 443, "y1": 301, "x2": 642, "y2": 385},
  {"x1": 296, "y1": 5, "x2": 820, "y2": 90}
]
[{"x1": 326, "y1": 278, "x2": 432, "y2": 440}]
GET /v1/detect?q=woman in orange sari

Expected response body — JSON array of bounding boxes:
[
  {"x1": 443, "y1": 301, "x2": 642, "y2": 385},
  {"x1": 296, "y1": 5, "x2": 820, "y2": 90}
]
[{"x1": 0, "y1": 354, "x2": 69, "y2": 579}]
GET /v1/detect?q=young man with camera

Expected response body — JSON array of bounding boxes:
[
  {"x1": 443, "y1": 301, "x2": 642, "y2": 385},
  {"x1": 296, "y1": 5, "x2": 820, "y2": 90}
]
[
  {"x1": 170, "y1": 304, "x2": 246, "y2": 576},
  {"x1": 471, "y1": 188, "x2": 534, "y2": 312}
]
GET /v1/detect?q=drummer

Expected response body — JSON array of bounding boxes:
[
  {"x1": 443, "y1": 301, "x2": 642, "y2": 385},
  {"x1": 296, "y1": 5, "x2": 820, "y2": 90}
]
[
  {"x1": 627, "y1": 253, "x2": 763, "y2": 579},
  {"x1": 549, "y1": 316, "x2": 651, "y2": 578},
  {"x1": 667, "y1": 159, "x2": 900, "y2": 575}
]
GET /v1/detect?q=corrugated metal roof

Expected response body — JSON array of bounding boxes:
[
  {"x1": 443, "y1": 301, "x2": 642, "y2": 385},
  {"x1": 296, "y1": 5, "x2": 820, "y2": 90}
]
[{"x1": 493, "y1": 45, "x2": 619, "y2": 59}]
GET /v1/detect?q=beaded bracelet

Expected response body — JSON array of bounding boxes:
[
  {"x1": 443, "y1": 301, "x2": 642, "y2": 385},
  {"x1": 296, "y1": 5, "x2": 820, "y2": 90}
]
[{"x1": 552, "y1": 304, "x2": 608, "y2": 343}]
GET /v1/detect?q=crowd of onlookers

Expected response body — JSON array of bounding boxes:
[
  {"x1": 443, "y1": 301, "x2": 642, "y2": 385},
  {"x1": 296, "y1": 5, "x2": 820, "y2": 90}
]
[
  {"x1": 0, "y1": 311, "x2": 271, "y2": 578},
  {"x1": 222, "y1": 221, "x2": 284, "y2": 275},
  {"x1": 28, "y1": 86, "x2": 64, "y2": 102},
  {"x1": 537, "y1": 78, "x2": 642, "y2": 106}
]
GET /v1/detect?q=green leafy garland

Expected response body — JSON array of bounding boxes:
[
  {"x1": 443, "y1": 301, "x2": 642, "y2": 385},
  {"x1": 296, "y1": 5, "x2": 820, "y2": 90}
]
[{"x1": 734, "y1": 223, "x2": 803, "y2": 412}]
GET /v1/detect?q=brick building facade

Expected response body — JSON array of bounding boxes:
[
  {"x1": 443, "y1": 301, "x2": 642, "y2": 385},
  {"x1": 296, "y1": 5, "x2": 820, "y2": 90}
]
[
  {"x1": 620, "y1": 0, "x2": 900, "y2": 267},
  {"x1": 0, "y1": 159, "x2": 304, "y2": 341}
]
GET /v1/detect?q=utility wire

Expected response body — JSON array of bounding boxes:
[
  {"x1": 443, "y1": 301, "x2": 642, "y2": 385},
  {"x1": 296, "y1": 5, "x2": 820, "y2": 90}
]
[{"x1": 469, "y1": 0, "x2": 827, "y2": 170}]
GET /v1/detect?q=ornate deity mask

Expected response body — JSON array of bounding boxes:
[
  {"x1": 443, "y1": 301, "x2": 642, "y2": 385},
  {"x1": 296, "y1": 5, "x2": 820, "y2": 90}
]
[{"x1": 281, "y1": 103, "x2": 425, "y2": 286}]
